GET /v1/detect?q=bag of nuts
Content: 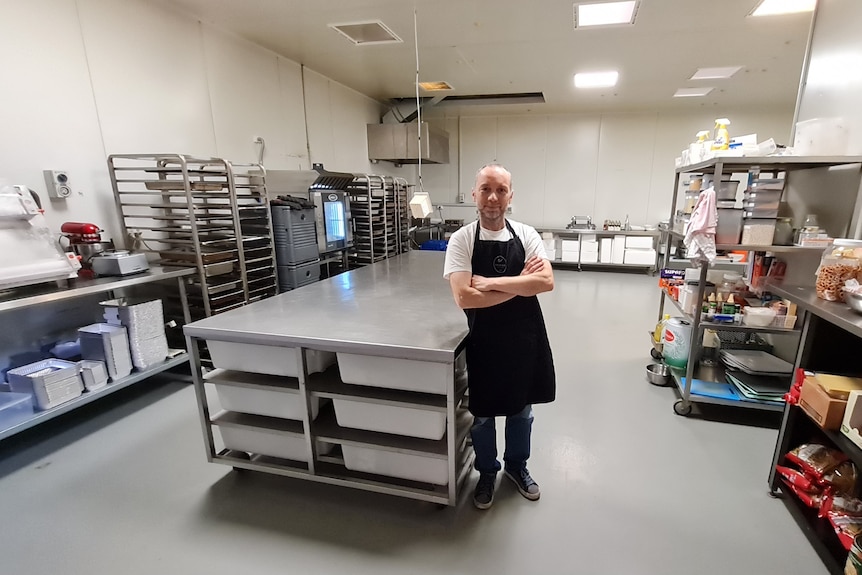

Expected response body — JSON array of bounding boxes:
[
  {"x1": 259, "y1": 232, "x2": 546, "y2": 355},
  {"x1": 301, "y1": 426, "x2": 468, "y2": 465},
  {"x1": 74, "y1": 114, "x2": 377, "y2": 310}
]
[{"x1": 816, "y1": 240, "x2": 862, "y2": 302}]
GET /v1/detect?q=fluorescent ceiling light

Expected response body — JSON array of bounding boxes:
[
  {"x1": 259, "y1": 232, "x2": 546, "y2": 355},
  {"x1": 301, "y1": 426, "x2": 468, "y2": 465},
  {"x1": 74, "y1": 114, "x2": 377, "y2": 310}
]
[
  {"x1": 574, "y1": 1, "x2": 638, "y2": 28},
  {"x1": 690, "y1": 66, "x2": 743, "y2": 80},
  {"x1": 673, "y1": 87, "x2": 714, "y2": 97},
  {"x1": 419, "y1": 81, "x2": 454, "y2": 92},
  {"x1": 750, "y1": 0, "x2": 816, "y2": 17},
  {"x1": 574, "y1": 71, "x2": 619, "y2": 88}
]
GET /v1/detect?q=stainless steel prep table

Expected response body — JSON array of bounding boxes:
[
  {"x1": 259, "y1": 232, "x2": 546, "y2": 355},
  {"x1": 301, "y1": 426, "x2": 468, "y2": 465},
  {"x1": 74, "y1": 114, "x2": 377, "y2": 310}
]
[{"x1": 184, "y1": 251, "x2": 473, "y2": 505}]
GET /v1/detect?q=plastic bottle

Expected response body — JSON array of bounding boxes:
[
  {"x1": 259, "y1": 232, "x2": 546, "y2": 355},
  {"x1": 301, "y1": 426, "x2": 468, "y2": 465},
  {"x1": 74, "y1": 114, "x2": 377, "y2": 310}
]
[
  {"x1": 707, "y1": 293, "x2": 717, "y2": 319},
  {"x1": 654, "y1": 313, "x2": 671, "y2": 343},
  {"x1": 712, "y1": 118, "x2": 731, "y2": 151}
]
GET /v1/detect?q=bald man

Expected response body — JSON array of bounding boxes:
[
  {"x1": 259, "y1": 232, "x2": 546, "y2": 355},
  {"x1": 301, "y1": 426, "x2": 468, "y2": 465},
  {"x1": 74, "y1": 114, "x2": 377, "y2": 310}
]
[{"x1": 443, "y1": 164, "x2": 556, "y2": 510}]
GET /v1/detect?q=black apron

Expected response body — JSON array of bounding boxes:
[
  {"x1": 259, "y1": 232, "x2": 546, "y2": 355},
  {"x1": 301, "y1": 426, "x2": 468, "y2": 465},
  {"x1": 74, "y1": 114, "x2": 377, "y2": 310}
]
[{"x1": 465, "y1": 220, "x2": 556, "y2": 417}]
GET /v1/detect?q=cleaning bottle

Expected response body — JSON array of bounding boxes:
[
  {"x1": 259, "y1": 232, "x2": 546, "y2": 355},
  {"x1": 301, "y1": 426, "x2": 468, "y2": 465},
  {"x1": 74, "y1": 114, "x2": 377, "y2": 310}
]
[
  {"x1": 654, "y1": 314, "x2": 671, "y2": 343},
  {"x1": 712, "y1": 118, "x2": 731, "y2": 151}
]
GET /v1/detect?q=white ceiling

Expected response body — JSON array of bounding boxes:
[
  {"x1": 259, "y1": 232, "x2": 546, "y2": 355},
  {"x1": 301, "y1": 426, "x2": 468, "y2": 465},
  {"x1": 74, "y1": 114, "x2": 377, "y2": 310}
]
[{"x1": 149, "y1": 0, "x2": 813, "y2": 117}]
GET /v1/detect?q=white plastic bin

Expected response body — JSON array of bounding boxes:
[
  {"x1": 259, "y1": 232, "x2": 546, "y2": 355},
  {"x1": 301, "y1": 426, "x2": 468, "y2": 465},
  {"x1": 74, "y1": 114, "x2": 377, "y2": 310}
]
[
  {"x1": 208, "y1": 340, "x2": 335, "y2": 377},
  {"x1": 342, "y1": 445, "x2": 448, "y2": 485},
  {"x1": 336, "y1": 353, "x2": 448, "y2": 394},
  {"x1": 215, "y1": 417, "x2": 332, "y2": 461},
  {"x1": 214, "y1": 384, "x2": 320, "y2": 421},
  {"x1": 333, "y1": 399, "x2": 446, "y2": 440}
]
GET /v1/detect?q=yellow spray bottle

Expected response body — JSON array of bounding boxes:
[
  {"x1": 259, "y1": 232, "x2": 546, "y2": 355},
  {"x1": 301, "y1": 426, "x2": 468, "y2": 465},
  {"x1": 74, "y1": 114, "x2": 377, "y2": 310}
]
[{"x1": 712, "y1": 118, "x2": 731, "y2": 151}]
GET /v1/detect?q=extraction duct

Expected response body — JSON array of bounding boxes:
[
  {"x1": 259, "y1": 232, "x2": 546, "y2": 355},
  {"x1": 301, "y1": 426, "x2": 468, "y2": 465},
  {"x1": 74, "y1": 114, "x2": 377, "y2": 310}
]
[{"x1": 367, "y1": 122, "x2": 449, "y2": 165}]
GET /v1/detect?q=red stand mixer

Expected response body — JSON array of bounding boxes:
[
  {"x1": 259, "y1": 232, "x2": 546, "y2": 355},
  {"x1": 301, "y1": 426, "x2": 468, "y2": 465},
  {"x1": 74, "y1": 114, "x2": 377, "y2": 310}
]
[{"x1": 59, "y1": 222, "x2": 114, "y2": 277}]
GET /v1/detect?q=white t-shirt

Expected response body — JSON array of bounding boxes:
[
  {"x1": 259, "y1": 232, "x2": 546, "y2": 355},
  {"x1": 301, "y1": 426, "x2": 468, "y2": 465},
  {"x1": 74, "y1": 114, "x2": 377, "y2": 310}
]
[{"x1": 443, "y1": 219, "x2": 547, "y2": 279}]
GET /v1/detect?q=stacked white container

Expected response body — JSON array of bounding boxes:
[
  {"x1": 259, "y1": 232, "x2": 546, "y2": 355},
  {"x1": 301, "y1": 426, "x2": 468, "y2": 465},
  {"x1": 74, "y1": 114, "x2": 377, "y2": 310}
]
[{"x1": 741, "y1": 177, "x2": 783, "y2": 245}]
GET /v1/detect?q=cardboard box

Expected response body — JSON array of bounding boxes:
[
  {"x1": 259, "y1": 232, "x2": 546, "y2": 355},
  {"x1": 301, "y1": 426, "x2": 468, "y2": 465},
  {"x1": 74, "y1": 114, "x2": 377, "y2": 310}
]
[
  {"x1": 800, "y1": 377, "x2": 848, "y2": 430},
  {"x1": 841, "y1": 390, "x2": 862, "y2": 450},
  {"x1": 611, "y1": 236, "x2": 626, "y2": 264},
  {"x1": 625, "y1": 236, "x2": 654, "y2": 249},
  {"x1": 624, "y1": 249, "x2": 657, "y2": 266},
  {"x1": 811, "y1": 373, "x2": 862, "y2": 400},
  {"x1": 561, "y1": 239, "x2": 578, "y2": 251}
]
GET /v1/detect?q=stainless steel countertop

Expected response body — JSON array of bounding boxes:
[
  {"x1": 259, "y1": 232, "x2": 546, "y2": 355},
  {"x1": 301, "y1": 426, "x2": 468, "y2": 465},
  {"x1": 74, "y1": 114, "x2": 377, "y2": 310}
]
[
  {"x1": 184, "y1": 251, "x2": 468, "y2": 362},
  {"x1": 536, "y1": 228, "x2": 659, "y2": 237},
  {"x1": 0, "y1": 265, "x2": 195, "y2": 314},
  {"x1": 767, "y1": 282, "x2": 862, "y2": 340}
]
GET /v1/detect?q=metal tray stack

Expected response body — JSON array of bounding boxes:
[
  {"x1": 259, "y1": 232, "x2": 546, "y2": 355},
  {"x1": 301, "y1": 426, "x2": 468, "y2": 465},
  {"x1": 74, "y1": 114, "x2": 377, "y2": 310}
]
[
  {"x1": 107, "y1": 154, "x2": 277, "y2": 324},
  {"x1": 347, "y1": 175, "x2": 410, "y2": 267}
]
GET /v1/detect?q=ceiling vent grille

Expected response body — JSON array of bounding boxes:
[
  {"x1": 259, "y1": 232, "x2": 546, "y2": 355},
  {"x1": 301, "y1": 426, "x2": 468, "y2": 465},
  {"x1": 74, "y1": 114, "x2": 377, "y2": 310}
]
[
  {"x1": 436, "y1": 93, "x2": 545, "y2": 106},
  {"x1": 328, "y1": 20, "x2": 403, "y2": 45}
]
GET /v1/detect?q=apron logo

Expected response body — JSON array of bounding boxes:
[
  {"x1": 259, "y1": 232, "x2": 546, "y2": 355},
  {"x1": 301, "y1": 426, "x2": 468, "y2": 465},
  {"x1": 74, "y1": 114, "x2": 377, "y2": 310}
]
[{"x1": 493, "y1": 255, "x2": 508, "y2": 274}]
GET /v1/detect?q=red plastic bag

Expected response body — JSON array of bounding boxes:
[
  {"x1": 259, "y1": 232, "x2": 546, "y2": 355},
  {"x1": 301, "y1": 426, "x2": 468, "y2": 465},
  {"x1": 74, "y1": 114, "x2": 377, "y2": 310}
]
[
  {"x1": 781, "y1": 477, "x2": 823, "y2": 509},
  {"x1": 775, "y1": 465, "x2": 818, "y2": 492},
  {"x1": 827, "y1": 511, "x2": 862, "y2": 551}
]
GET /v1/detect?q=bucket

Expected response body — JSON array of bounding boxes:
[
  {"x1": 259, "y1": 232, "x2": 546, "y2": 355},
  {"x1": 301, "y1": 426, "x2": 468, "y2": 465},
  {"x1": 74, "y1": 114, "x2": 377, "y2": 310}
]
[
  {"x1": 662, "y1": 318, "x2": 691, "y2": 368},
  {"x1": 846, "y1": 534, "x2": 862, "y2": 574}
]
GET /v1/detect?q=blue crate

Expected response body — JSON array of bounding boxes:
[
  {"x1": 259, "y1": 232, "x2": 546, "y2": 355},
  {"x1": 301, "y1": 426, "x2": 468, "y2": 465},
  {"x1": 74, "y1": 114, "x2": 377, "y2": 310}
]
[{"x1": 420, "y1": 240, "x2": 448, "y2": 251}]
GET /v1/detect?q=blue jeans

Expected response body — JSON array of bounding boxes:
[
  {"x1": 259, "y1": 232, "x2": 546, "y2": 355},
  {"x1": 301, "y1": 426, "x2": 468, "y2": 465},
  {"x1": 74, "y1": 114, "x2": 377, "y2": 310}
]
[{"x1": 471, "y1": 405, "x2": 533, "y2": 476}]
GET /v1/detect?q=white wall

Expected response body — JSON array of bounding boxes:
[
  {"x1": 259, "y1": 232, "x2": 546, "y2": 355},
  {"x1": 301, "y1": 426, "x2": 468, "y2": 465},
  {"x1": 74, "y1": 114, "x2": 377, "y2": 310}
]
[
  {"x1": 422, "y1": 110, "x2": 794, "y2": 228},
  {"x1": 788, "y1": 0, "x2": 862, "y2": 239},
  {"x1": 0, "y1": 0, "x2": 388, "y2": 245}
]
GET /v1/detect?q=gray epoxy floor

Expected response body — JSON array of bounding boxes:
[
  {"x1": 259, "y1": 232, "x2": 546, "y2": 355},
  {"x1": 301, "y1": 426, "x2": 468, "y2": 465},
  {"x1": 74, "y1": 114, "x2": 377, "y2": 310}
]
[{"x1": 0, "y1": 270, "x2": 827, "y2": 574}]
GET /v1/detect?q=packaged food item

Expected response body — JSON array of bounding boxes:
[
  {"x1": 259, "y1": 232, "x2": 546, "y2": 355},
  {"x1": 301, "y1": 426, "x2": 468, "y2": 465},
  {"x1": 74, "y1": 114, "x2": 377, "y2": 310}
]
[
  {"x1": 781, "y1": 478, "x2": 823, "y2": 508},
  {"x1": 820, "y1": 460, "x2": 858, "y2": 494},
  {"x1": 775, "y1": 465, "x2": 818, "y2": 492},
  {"x1": 786, "y1": 444, "x2": 848, "y2": 479},
  {"x1": 827, "y1": 512, "x2": 862, "y2": 551},
  {"x1": 820, "y1": 493, "x2": 862, "y2": 518},
  {"x1": 816, "y1": 240, "x2": 862, "y2": 302}
]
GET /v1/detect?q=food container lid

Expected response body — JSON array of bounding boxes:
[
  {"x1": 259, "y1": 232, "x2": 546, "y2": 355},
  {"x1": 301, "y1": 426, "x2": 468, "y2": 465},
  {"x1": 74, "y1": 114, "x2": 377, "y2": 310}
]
[
  {"x1": 833, "y1": 239, "x2": 862, "y2": 247},
  {"x1": 723, "y1": 273, "x2": 742, "y2": 281}
]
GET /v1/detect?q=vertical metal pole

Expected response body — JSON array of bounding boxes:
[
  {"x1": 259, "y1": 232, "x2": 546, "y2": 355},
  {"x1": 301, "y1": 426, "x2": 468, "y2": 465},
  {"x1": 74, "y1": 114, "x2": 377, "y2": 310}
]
[
  {"x1": 446, "y1": 357, "x2": 457, "y2": 505},
  {"x1": 296, "y1": 347, "x2": 317, "y2": 474},
  {"x1": 187, "y1": 336, "x2": 216, "y2": 462}
]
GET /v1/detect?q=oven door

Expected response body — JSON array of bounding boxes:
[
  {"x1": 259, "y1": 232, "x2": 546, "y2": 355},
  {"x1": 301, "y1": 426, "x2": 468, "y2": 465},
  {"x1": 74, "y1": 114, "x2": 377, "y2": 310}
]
[{"x1": 314, "y1": 192, "x2": 352, "y2": 254}]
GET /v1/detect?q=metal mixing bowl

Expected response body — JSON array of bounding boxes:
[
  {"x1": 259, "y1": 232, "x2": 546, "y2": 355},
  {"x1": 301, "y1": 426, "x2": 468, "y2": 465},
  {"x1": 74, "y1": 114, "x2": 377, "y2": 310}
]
[
  {"x1": 646, "y1": 363, "x2": 671, "y2": 386},
  {"x1": 847, "y1": 292, "x2": 862, "y2": 315}
]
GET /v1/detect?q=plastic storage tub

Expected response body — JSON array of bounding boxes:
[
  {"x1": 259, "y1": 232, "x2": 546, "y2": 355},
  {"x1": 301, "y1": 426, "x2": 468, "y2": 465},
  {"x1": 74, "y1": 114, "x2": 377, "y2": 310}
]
[
  {"x1": 7, "y1": 359, "x2": 84, "y2": 410},
  {"x1": 214, "y1": 414, "x2": 331, "y2": 461},
  {"x1": 213, "y1": 383, "x2": 321, "y2": 421},
  {"x1": 336, "y1": 353, "x2": 449, "y2": 394},
  {"x1": 342, "y1": 444, "x2": 448, "y2": 485},
  {"x1": 332, "y1": 398, "x2": 446, "y2": 440},
  {"x1": 716, "y1": 209, "x2": 743, "y2": 244},
  {"x1": 0, "y1": 392, "x2": 35, "y2": 427},
  {"x1": 207, "y1": 340, "x2": 335, "y2": 377},
  {"x1": 741, "y1": 219, "x2": 777, "y2": 245}
]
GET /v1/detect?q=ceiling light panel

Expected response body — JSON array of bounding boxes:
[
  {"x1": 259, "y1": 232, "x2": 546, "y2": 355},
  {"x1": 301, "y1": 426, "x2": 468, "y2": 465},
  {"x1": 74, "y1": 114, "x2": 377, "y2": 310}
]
[
  {"x1": 328, "y1": 20, "x2": 403, "y2": 45},
  {"x1": 750, "y1": 0, "x2": 816, "y2": 17},
  {"x1": 574, "y1": 1, "x2": 639, "y2": 28},
  {"x1": 574, "y1": 71, "x2": 619, "y2": 88},
  {"x1": 690, "y1": 66, "x2": 743, "y2": 80},
  {"x1": 673, "y1": 87, "x2": 714, "y2": 97},
  {"x1": 419, "y1": 81, "x2": 454, "y2": 92}
]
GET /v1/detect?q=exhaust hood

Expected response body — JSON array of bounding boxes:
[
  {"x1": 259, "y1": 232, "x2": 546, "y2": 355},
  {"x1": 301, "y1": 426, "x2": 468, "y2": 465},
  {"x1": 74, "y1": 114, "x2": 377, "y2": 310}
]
[{"x1": 367, "y1": 122, "x2": 449, "y2": 165}]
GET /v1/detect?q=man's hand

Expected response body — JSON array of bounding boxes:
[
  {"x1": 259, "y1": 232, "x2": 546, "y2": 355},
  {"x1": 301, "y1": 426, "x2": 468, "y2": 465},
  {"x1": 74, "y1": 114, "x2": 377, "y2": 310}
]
[
  {"x1": 471, "y1": 275, "x2": 494, "y2": 292},
  {"x1": 521, "y1": 255, "x2": 544, "y2": 276}
]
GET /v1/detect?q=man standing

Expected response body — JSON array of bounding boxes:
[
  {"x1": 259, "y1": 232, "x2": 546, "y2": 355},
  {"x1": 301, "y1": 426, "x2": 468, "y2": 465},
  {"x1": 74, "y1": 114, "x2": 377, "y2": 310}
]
[{"x1": 443, "y1": 164, "x2": 556, "y2": 510}]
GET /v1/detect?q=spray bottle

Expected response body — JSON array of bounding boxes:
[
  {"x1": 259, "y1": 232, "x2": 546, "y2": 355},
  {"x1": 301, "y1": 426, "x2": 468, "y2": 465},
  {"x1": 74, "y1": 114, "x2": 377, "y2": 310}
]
[
  {"x1": 691, "y1": 130, "x2": 711, "y2": 163},
  {"x1": 712, "y1": 118, "x2": 731, "y2": 151}
]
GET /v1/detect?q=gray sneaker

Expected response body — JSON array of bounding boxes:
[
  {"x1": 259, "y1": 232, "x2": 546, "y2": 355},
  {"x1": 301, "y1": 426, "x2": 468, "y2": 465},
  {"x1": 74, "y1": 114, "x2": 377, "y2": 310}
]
[
  {"x1": 504, "y1": 467, "x2": 540, "y2": 501},
  {"x1": 473, "y1": 473, "x2": 496, "y2": 510}
]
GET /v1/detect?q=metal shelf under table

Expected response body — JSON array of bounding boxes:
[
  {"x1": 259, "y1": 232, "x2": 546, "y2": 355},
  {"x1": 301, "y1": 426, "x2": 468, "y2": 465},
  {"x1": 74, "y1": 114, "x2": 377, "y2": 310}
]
[{"x1": 0, "y1": 354, "x2": 189, "y2": 441}]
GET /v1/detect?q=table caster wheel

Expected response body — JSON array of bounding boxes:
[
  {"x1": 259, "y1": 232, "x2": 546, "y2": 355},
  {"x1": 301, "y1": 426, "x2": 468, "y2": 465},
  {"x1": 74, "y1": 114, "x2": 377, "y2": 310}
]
[
  {"x1": 673, "y1": 400, "x2": 692, "y2": 416},
  {"x1": 650, "y1": 348, "x2": 663, "y2": 360}
]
